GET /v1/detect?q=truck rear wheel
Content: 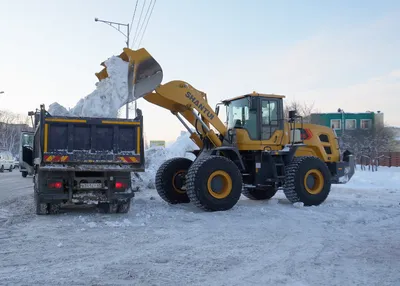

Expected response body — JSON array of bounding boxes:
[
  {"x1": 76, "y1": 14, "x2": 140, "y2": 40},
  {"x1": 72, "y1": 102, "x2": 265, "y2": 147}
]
[
  {"x1": 117, "y1": 200, "x2": 131, "y2": 213},
  {"x1": 186, "y1": 156, "x2": 242, "y2": 211},
  {"x1": 98, "y1": 202, "x2": 118, "y2": 214},
  {"x1": 34, "y1": 189, "x2": 47, "y2": 215},
  {"x1": 242, "y1": 186, "x2": 277, "y2": 200},
  {"x1": 34, "y1": 175, "x2": 47, "y2": 215},
  {"x1": 22, "y1": 171, "x2": 28, "y2": 178},
  {"x1": 283, "y1": 156, "x2": 331, "y2": 206},
  {"x1": 155, "y1": 157, "x2": 192, "y2": 204},
  {"x1": 48, "y1": 204, "x2": 60, "y2": 214}
]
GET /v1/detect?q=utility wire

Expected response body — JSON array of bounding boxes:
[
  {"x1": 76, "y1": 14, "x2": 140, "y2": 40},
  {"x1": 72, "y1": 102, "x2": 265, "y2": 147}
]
[
  {"x1": 131, "y1": 0, "x2": 147, "y2": 48},
  {"x1": 137, "y1": 0, "x2": 156, "y2": 48},
  {"x1": 128, "y1": 0, "x2": 139, "y2": 41},
  {"x1": 132, "y1": 0, "x2": 152, "y2": 48}
]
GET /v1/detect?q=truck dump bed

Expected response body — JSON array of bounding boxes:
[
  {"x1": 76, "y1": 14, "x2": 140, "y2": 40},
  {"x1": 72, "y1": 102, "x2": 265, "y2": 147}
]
[{"x1": 33, "y1": 109, "x2": 144, "y2": 171}]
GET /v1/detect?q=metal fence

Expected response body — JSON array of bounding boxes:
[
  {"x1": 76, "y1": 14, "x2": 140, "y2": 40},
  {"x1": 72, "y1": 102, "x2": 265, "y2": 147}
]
[{"x1": 358, "y1": 151, "x2": 400, "y2": 171}]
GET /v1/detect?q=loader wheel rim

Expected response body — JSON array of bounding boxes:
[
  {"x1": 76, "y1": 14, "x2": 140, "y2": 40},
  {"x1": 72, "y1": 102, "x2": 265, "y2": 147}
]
[
  {"x1": 304, "y1": 169, "x2": 324, "y2": 195},
  {"x1": 172, "y1": 170, "x2": 186, "y2": 194},
  {"x1": 207, "y1": 170, "x2": 232, "y2": 199}
]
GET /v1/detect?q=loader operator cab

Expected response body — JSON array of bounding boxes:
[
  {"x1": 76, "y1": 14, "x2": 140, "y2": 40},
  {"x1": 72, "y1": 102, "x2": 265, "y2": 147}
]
[{"x1": 223, "y1": 92, "x2": 285, "y2": 141}]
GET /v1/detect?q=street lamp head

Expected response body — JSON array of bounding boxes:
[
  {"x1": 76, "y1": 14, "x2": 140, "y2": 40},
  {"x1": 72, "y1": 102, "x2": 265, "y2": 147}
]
[
  {"x1": 338, "y1": 108, "x2": 343, "y2": 113},
  {"x1": 0, "y1": 91, "x2": 4, "y2": 94},
  {"x1": 94, "y1": 17, "x2": 98, "y2": 22}
]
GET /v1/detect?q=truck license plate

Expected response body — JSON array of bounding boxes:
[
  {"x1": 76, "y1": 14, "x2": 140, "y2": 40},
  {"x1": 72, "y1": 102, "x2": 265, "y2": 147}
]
[{"x1": 80, "y1": 183, "x2": 102, "y2": 189}]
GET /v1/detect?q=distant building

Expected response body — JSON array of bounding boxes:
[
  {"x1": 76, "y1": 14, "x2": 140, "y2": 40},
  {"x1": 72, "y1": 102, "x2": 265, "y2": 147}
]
[
  {"x1": 310, "y1": 111, "x2": 384, "y2": 136},
  {"x1": 149, "y1": 140, "x2": 166, "y2": 148}
]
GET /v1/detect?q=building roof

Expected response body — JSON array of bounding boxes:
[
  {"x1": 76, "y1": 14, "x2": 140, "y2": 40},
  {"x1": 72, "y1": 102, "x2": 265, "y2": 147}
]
[{"x1": 311, "y1": 111, "x2": 382, "y2": 115}]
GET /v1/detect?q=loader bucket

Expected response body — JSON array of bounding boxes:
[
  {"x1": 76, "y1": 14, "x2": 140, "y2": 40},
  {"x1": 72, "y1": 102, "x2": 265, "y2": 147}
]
[{"x1": 95, "y1": 47, "x2": 163, "y2": 102}]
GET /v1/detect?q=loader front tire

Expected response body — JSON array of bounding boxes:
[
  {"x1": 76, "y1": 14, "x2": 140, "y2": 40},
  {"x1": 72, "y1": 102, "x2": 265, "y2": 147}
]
[
  {"x1": 186, "y1": 156, "x2": 242, "y2": 211},
  {"x1": 155, "y1": 157, "x2": 193, "y2": 204},
  {"x1": 242, "y1": 186, "x2": 277, "y2": 200},
  {"x1": 283, "y1": 156, "x2": 331, "y2": 206}
]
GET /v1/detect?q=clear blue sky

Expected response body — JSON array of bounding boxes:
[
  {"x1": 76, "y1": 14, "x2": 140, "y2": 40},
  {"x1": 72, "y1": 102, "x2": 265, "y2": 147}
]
[{"x1": 1, "y1": 0, "x2": 399, "y2": 142}]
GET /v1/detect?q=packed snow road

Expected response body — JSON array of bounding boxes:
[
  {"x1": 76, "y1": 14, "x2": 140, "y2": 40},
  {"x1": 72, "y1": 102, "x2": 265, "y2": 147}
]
[
  {"x1": 0, "y1": 168, "x2": 399, "y2": 286},
  {"x1": 0, "y1": 170, "x2": 32, "y2": 203}
]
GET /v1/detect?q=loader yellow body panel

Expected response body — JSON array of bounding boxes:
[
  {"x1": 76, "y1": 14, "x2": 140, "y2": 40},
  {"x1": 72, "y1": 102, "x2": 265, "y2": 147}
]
[{"x1": 295, "y1": 123, "x2": 341, "y2": 163}]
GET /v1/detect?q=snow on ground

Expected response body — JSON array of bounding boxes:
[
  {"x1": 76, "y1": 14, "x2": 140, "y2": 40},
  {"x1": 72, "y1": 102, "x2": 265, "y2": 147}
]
[
  {"x1": 1, "y1": 166, "x2": 400, "y2": 285},
  {"x1": 48, "y1": 56, "x2": 129, "y2": 118},
  {"x1": 133, "y1": 132, "x2": 198, "y2": 189}
]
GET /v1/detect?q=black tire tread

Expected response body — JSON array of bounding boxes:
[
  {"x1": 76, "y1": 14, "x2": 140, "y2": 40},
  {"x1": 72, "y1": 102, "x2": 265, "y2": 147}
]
[
  {"x1": 283, "y1": 156, "x2": 331, "y2": 205},
  {"x1": 242, "y1": 186, "x2": 277, "y2": 200},
  {"x1": 155, "y1": 157, "x2": 192, "y2": 204},
  {"x1": 186, "y1": 155, "x2": 242, "y2": 211},
  {"x1": 117, "y1": 200, "x2": 131, "y2": 213}
]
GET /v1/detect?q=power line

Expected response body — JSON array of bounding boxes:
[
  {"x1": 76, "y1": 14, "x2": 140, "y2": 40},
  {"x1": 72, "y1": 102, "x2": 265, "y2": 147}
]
[
  {"x1": 128, "y1": 0, "x2": 139, "y2": 40},
  {"x1": 131, "y1": 0, "x2": 147, "y2": 48},
  {"x1": 137, "y1": 0, "x2": 156, "y2": 48},
  {"x1": 132, "y1": 0, "x2": 152, "y2": 48}
]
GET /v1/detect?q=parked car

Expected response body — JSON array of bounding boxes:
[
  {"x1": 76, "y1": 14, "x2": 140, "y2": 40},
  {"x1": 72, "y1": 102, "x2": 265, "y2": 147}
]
[{"x1": 0, "y1": 150, "x2": 14, "y2": 172}]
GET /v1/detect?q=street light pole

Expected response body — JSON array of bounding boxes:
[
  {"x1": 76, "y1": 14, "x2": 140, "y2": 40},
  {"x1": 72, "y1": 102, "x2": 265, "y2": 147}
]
[
  {"x1": 94, "y1": 17, "x2": 135, "y2": 119},
  {"x1": 338, "y1": 108, "x2": 345, "y2": 136}
]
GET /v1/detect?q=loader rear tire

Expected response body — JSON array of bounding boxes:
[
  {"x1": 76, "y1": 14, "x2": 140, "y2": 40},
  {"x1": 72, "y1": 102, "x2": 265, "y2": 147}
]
[
  {"x1": 242, "y1": 186, "x2": 277, "y2": 200},
  {"x1": 186, "y1": 156, "x2": 242, "y2": 211},
  {"x1": 155, "y1": 157, "x2": 193, "y2": 204},
  {"x1": 283, "y1": 156, "x2": 331, "y2": 206}
]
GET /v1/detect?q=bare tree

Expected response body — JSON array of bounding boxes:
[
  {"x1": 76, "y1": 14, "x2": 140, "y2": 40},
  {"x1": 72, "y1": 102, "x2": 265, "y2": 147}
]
[
  {"x1": 0, "y1": 110, "x2": 30, "y2": 156},
  {"x1": 340, "y1": 123, "x2": 395, "y2": 165},
  {"x1": 284, "y1": 100, "x2": 319, "y2": 123}
]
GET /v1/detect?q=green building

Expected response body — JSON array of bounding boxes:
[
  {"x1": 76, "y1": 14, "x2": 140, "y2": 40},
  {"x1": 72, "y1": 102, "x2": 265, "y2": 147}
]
[{"x1": 310, "y1": 111, "x2": 384, "y2": 136}]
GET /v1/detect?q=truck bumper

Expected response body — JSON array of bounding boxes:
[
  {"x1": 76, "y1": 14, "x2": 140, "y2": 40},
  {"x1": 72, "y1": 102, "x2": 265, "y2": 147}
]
[
  {"x1": 38, "y1": 189, "x2": 135, "y2": 204},
  {"x1": 331, "y1": 153, "x2": 355, "y2": 184}
]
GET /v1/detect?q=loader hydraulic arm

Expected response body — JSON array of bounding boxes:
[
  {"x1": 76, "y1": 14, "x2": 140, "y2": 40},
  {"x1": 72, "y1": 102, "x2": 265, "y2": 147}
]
[{"x1": 143, "y1": 80, "x2": 227, "y2": 148}]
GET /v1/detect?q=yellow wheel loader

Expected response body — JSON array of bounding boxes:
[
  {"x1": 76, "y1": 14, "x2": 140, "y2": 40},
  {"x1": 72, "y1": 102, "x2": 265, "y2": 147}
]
[{"x1": 96, "y1": 47, "x2": 355, "y2": 211}]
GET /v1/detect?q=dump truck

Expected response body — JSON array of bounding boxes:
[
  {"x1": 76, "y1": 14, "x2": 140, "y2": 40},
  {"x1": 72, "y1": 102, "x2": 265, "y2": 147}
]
[
  {"x1": 23, "y1": 105, "x2": 144, "y2": 215},
  {"x1": 96, "y1": 47, "x2": 355, "y2": 212}
]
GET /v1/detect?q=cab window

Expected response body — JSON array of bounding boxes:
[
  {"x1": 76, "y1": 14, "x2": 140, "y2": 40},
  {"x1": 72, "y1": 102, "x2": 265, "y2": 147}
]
[
  {"x1": 227, "y1": 98, "x2": 258, "y2": 139},
  {"x1": 261, "y1": 99, "x2": 279, "y2": 140}
]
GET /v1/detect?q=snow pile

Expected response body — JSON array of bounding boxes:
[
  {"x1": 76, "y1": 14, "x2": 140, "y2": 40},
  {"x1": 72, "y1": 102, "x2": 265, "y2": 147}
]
[
  {"x1": 48, "y1": 56, "x2": 129, "y2": 118},
  {"x1": 133, "y1": 131, "x2": 199, "y2": 189}
]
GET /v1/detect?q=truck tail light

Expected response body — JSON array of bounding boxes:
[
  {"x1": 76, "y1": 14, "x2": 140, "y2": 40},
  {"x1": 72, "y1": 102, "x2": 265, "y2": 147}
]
[
  {"x1": 48, "y1": 182, "x2": 63, "y2": 189},
  {"x1": 115, "y1": 182, "x2": 128, "y2": 189}
]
